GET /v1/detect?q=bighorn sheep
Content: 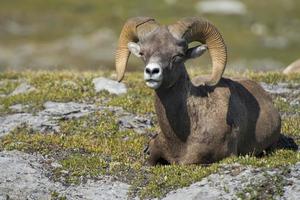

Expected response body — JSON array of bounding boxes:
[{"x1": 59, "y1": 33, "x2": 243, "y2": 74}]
[{"x1": 115, "y1": 17, "x2": 281, "y2": 165}]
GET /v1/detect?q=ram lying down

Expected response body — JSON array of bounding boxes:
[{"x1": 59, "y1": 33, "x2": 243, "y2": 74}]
[{"x1": 115, "y1": 16, "x2": 289, "y2": 165}]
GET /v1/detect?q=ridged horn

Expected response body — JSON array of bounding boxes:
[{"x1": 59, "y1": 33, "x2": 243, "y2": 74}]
[
  {"x1": 115, "y1": 17, "x2": 159, "y2": 82},
  {"x1": 168, "y1": 17, "x2": 227, "y2": 86}
]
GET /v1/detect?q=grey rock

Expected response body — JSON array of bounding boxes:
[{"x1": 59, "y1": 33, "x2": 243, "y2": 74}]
[
  {"x1": 118, "y1": 114, "x2": 153, "y2": 134},
  {"x1": 291, "y1": 98, "x2": 300, "y2": 106},
  {"x1": 260, "y1": 82, "x2": 291, "y2": 94},
  {"x1": 283, "y1": 162, "x2": 300, "y2": 199},
  {"x1": 64, "y1": 179, "x2": 130, "y2": 200},
  {"x1": 93, "y1": 77, "x2": 127, "y2": 95},
  {"x1": 0, "y1": 151, "x2": 131, "y2": 200},
  {"x1": 42, "y1": 101, "x2": 96, "y2": 118},
  {"x1": 0, "y1": 102, "x2": 100, "y2": 137},
  {"x1": 0, "y1": 151, "x2": 61, "y2": 200},
  {"x1": 10, "y1": 82, "x2": 36, "y2": 96},
  {"x1": 0, "y1": 101, "x2": 153, "y2": 137},
  {"x1": 0, "y1": 113, "x2": 53, "y2": 137},
  {"x1": 9, "y1": 104, "x2": 28, "y2": 112},
  {"x1": 196, "y1": 0, "x2": 247, "y2": 15},
  {"x1": 50, "y1": 162, "x2": 62, "y2": 169},
  {"x1": 163, "y1": 163, "x2": 300, "y2": 200}
]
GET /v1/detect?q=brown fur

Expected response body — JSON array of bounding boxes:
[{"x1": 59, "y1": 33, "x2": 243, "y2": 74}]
[
  {"x1": 121, "y1": 25, "x2": 281, "y2": 165},
  {"x1": 147, "y1": 71, "x2": 281, "y2": 165}
]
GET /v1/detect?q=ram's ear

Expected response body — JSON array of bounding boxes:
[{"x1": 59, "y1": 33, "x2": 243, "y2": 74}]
[
  {"x1": 186, "y1": 45, "x2": 208, "y2": 59},
  {"x1": 128, "y1": 42, "x2": 142, "y2": 57}
]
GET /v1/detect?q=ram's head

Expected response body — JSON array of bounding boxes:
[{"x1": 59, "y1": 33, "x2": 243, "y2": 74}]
[{"x1": 115, "y1": 17, "x2": 227, "y2": 89}]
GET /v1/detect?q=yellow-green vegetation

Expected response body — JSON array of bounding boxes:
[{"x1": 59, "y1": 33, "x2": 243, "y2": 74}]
[
  {"x1": 108, "y1": 73, "x2": 154, "y2": 114},
  {"x1": 0, "y1": 71, "x2": 299, "y2": 199},
  {"x1": 0, "y1": 71, "x2": 155, "y2": 115},
  {"x1": 0, "y1": 71, "x2": 102, "y2": 114},
  {"x1": 236, "y1": 172, "x2": 286, "y2": 199},
  {"x1": 245, "y1": 71, "x2": 300, "y2": 84},
  {"x1": 274, "y1": 97, "x2": 300, "y2": 115}
]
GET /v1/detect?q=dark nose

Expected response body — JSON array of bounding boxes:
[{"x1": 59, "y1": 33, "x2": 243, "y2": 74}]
[{"x1": 145, "y1": 66, "x2": 161, "y2": 76}]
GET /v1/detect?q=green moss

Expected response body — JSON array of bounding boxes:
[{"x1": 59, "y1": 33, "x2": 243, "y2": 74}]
[
  {"x1": 236, "y1": 172, "x2": 286, "y2": 199},
  {"x1": 0, "y1": 80, "x2": 20, "y2": 95},
  {"x1": 0, "y1": 71, "x2": 102, "y2": 114},
  {"x1": 0, "y1": 71, "x2": 156, "y2": 115},
  {"x1": 273, "y1": 96, "x2": 300, "y2": 114},
  {"x1": 59, "y1": 110, "x2": 119, "y2": 137},
  {"x1": 108, "y1": 77, "x2": 155, "y2": 114},
  {"x1": 246, "y1": 71, "x2": 300, "y2": 84},
  {"x1": 57, "y1": 154, "x2": 108, "y2": 184},
  {"x1": 0, "y1": 72, "x2": 22, "y2": 80},
  {"x1": 0, "y1": 71, "x2": 299, "y2": 199},
  {"x1": 132, "y1": 164, "x2": 219, "y2": 199},
  {"x1": 222, "y1": 150, "x2": 299, "y2": 168},
  {"x1": 282, "y1": 117, "x2": 300, "y2": 143},
  {"x1": 50, "y1": 191, "x2": 67, "y2": 200}
]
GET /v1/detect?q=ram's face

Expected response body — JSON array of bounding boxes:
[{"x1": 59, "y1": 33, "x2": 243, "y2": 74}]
[{"x1": 128, "y1": 27, "x2": 208, "y2": 89}]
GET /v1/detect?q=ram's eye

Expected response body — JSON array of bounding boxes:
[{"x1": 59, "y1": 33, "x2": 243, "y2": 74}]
[
  {"x1": 172, "y1": 54, "x2": 184, "y2": 63},
  {"x1": 139, "y1": 52, "x2": 144, "y2": 57}
]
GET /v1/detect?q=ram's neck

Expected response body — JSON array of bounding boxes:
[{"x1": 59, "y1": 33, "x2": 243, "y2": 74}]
[{"x1": 154, "y1": 68, "x2": 191, "y2": 142}]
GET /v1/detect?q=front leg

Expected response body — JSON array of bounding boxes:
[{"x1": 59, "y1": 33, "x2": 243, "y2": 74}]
[{"x1": 146, "y1": 137, "x2": 161, "y2": 166}]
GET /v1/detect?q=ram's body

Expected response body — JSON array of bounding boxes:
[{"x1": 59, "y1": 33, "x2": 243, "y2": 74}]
[
  {"x1": 115, "y1": 17, "x2": 282, "y2": 165},
  {"x1": 149, "y1": 74, "x2": 280, "y2": 165}
]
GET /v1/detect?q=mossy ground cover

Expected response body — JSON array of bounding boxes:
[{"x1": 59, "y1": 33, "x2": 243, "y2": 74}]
[{"x1": 0, "y1": 71, "x2": 299, "y2": 199}]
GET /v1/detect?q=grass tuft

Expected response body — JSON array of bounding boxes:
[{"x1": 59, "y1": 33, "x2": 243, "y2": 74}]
[{"x1": 0, "y1": 71, "x2": 299, "y2": 199}]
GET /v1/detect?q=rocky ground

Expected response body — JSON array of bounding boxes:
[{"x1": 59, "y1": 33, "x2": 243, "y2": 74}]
[
  {"x1": 0, "y1": 151, "x2": 130, "y2": 200},
  {"x1": 0, "y1": 72, "x2": 299, "y2": 199}
]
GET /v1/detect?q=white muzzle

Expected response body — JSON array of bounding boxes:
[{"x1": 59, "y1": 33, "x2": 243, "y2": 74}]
[{"x1": 144, "y1": 62, "x2": 163, "y2": 89}]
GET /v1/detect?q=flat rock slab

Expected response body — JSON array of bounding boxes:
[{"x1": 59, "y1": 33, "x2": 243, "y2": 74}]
[
  {"x1": 284, "y1": 162, "x2": 300, "y2": 199},
  {"x1": 93, "y1": 77, "x2": 127, "y2": 95},
  {"x1": 0, "y1": 150, "x2": 299, "y2": 200},
  {"x1": 0, "y1": 151, "x2": 61, "y2": 200},
  {"x1": 0, "y1": 151, "x2": 130, "y2": 200},
  {"x1": 9, "y1": 104, "x2": 29, "y2": 112},
  {"x1": 0, "y1": 102, "x2": 99, "y2": 137},
  {"x1": 64, "y1": 180, "x2": 130, "y2": 200},
  {"x1": 260, "y1": 82, "x2": 292, "y2": 95},
  {"x1": 0, "y1": 102, "x2": 153, "y2": 137},
  {"x1": 163, "y1": 163, "x2": 300, "y2": 200},
  {"x1": 0, "y1": 113, "x2": 54, "y2": 137},
  {"x1": 118, "y1": 114, "x2": 153, "y2": 134},
  {"x1": 42, "y1": 101, "x2": 97, "y2": 117}
]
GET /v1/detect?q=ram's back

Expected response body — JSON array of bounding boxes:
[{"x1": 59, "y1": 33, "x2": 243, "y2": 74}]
[{"x1": 191, "y1": 75, "x2": 281, "y2": 155}]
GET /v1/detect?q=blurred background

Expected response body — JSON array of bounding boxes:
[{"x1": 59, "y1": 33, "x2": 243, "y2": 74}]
[{"x1": 0, "y1": 0, "x2": 299, "y2": 72}]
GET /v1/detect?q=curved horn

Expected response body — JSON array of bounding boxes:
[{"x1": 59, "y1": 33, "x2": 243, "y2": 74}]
[
  {"x1": 115, "y1": 17, "x2": 159, "y2": 82},
  {"x1": 168, "y1": 17, "x2": 227, "y2": 86}
]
